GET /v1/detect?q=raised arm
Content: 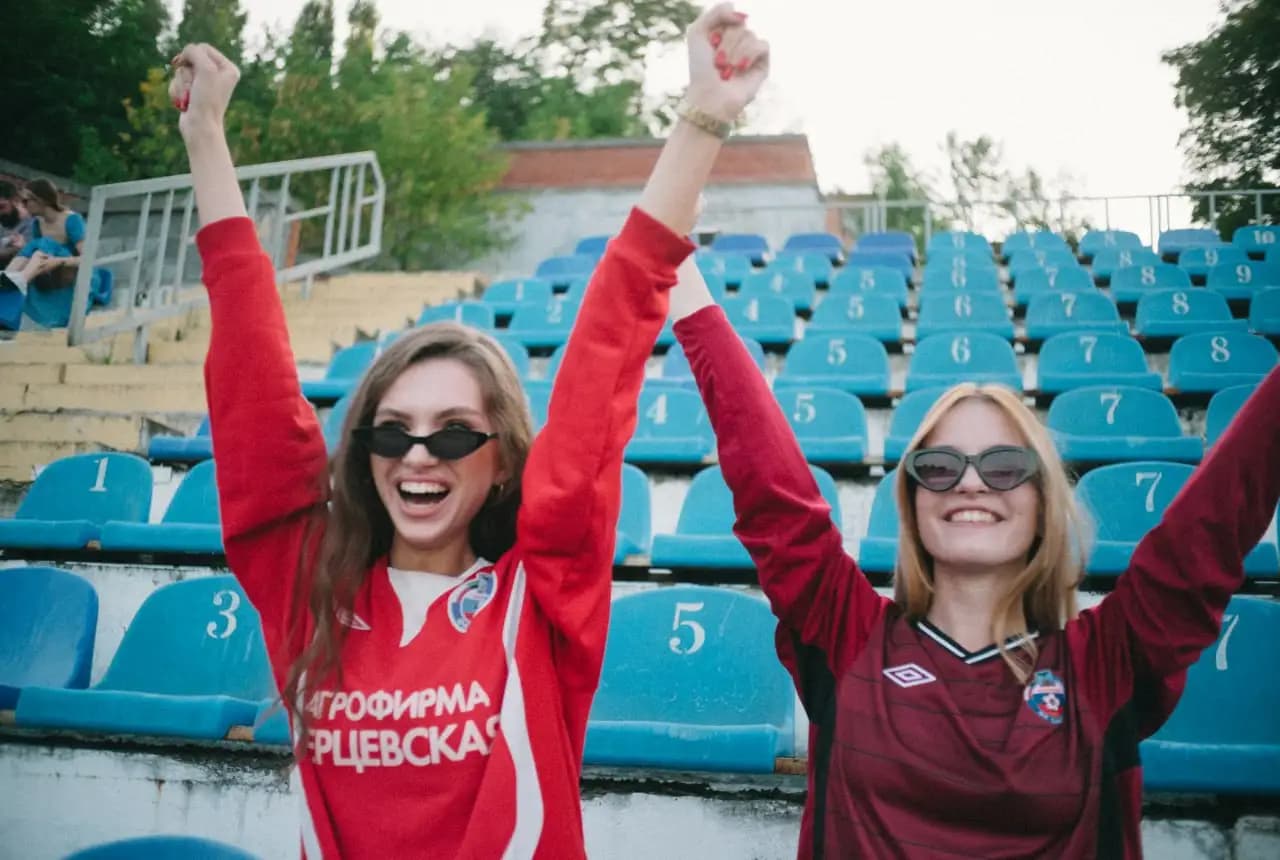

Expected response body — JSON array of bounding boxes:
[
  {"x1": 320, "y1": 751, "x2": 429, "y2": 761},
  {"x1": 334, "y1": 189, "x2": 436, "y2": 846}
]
[
  {"x1": 515, "y1": 4, "x2": 771, "y2": 690},
  {"x1": 180, "y1": 44, "x2": 329, "y2": 635},
  {"x1": 1072, "y1": 363, "x2": 1280, "y2": 731},
  {"x1": 672, "y1": 261, "x2": 886, "y2": 678}
]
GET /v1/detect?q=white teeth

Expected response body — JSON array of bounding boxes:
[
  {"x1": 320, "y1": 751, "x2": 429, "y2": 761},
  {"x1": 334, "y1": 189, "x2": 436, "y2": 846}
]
[
  {"x1": 400, "y1": 480, "x2": 446, "y2": 494},
  {"x1": 948, "y1": 509, "x2": 997, "y2": 523}
]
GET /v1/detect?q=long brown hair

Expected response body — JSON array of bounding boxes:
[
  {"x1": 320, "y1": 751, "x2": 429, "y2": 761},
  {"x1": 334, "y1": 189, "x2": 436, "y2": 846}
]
[
  {"x1": 283, "y1": 323, "x2": 533, "y2": 727},
  {"x1": 893, "y1": 383, "x2": 1091, "y2": 682},
  {"x1": 24, "y1": 178, "x2": 64, "y2": 212}
]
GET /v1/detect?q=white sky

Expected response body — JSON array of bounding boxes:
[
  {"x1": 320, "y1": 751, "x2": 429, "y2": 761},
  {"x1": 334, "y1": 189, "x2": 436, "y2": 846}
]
[{"x1": 178, "y1": 1, "x2": 1224, "y2": 213}]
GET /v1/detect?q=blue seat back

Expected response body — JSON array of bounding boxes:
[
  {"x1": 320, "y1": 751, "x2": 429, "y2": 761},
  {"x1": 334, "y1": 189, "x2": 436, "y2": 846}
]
[
  {"x1": 1076, "y1": 461, "x2": 1194, "y2": 543},
  {"x1": 906, "y1": 332, "x2": 1020, "y2": 391},
  {"x1": 1207, "y1": 260, "x2": 1280, "y2": 296},
  {"x1": 720, "y1": 295, "x2": 795, "y2": 336},
  {"x1": 854, "y1": 231, "x2": 915, "y2": 258},
  {"x1": 66, "y1": 836, "x2": 259, "y2": 860},
  {"x1": 195, "y1": 416, "x2": 211, "y2": 436},
  {"x1": 675, "y1": 465, "x2": 841, "y2": 537},
  {"x1": 662, "y1": 337, "x2": 765, "y2": 384},
  {"x1": 634, "y1": 387, "x2": 709, "y2": 443},
  {"x1": 98, "y1": 576, "x2": 276, "y2": 700},
  {"x1": 739, "y1": 269, "x2": 815, "y2": 308},
  {"x1": 775, "y1": 386, "x2": 868, "y2": 444},
  {"x1": 1026, "y1": 292, "x2": 1122, "y2": 332},
  {"x1": 1003, "y1": 230, "x2": 1070, "y2": 258},
  {"x1": 323, "y1": 393, "x2": 354, "y2": 452},
  {"x1": 574, "y1": 234, "x2": 611, "y2": 259},
  {"x1": 1169, "y1": 332, "x2": 1278, "y2": 390},
  {"x1": 491, "y1": 332, "x2": 532, "y2": 379},
  {"x1": 770, "y1": 251, "x2": 834, "y2": 284},
  {"x1": 808, "y1": 293, "x2": 902, "y2": 339},
  {"x1": 927, "y1": 231, "x2": 992, "y2": 257},
  {"x1": 1091, "y1": 248, "x2": 1161, "y2": 280},
  {"x1": 1008, "y1": 248, "x2": 1078, "y2": 274},
  {"x1": 1205, "y1": 384, "x2": 1256, "y2": 447},
  {"x1": 828, "y1": 266, "x2": 909, "y2": 305},
  {"x1": 866, "y1": 469, "x2": 901, "y2": 541},
  {"x1": 1079, "y1": 230, "x2": 1143, "y2": 258},
  {"x1": 0, "y1": 566, "x2": 97, "y2": 698},
  {"x1": 593, "y1": 586, "x2": 792, "y2": 730},
  {"x1": 846, "y1": 250, "x2": 913, "y2": 278},
  {"x1": 1135, "y1": 288, "x2": 1237, "y2": 333},
  {"x1": 1178, "y1": 246, "x2": 1249, "y2": 279},
  {"x1": 1015, "y1": 265, "x2": 1096, "y2": 298},
  {"x1": 1249, "y1": 287, "x2": 1280, "y2": 334},
  {"x1": 508, "y1": 296, "x2": 579, "y2": 333},
  {"x1": 1110, "y1": 263, "x2": 1192, "y2": 302},
  {"x1": 920, "y1": 266, "x2": 1000, "y2": 293},
  {"x1": 926, "y1": 249, "x2": 997, "y2": 270},
  {"x1": 711, "y1": 233, "x2": 769, "y2": 260},
  {"x1": 618, "y1": 464, "x2": 651, "y2": 555},
  {"x1": 783, "y1": 232, "x2": 844, "y2": 257},
  {"x1": 483, "y1": 278, "x2": 553, "y2": 307},
  {"x1": 1232, "y1": 225, "x2": 1280, "y2": 256},
  {"x1": 696, "y1": 251, "x2": 754, "y2": 284},
  {"x1": 884, "y1": 388, "x2": 948, "y2": 461},
  {"x1": 525, "y1": 386, "x2": 550, "y2": 431},
  {"x1": 1038, "y1": 332, "x2": 1152, "y2": 382},
  {"x1": 417, "y1": 301, "x2": 495, "y2": 329},
  {"x1": 917, "y1": 293, "x2": 1012, "y2": 337},
  {"x1": 534, "y1": 254, "x2": 595, "y2": 281},
  {"x1": 325, "y1": 341, "x2": 378, "y2": 380},
  {"x1": 1151, "y1": 596, "x2": 1280, "y2": 744},
  {"x1": 18, "y1": 452, "x2": 152, "y2": 525},
  {"x1": 1158, "y1": 228, "x2": 1221, "y2": 257},
  {"x1": 782, "y1": 333, "x2": 889, "y2": 380},
  {"x1": 1048, "y1": 386, "x2": 1182, "y2": 440},
  {"x1": 163, "y1": 460, "x2": 221, "y2": 525}
]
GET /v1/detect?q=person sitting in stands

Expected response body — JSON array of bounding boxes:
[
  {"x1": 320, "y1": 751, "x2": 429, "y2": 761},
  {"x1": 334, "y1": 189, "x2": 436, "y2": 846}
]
[{"x1": 0, "y1": 181, "x2": 33, "y2": 269}]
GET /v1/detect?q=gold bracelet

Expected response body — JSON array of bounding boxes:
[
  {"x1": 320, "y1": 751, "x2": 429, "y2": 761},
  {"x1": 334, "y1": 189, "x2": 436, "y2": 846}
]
[{"x1": 676, "y1": 98, "x2": 733, "y2": 140}]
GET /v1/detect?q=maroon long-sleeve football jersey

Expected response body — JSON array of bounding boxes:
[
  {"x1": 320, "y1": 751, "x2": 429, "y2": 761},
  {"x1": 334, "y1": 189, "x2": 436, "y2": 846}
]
[{"x1": 675, "y1": 305, "x2": 1280, "y2": 859}]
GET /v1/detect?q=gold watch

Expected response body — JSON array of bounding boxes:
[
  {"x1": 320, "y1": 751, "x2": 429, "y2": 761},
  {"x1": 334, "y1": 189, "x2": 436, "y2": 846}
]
[{"x1": 676, "y1": 98, "x2": 733, "y2": 140}]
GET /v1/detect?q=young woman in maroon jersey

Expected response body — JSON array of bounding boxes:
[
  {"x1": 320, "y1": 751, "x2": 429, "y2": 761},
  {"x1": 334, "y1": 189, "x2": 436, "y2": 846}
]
[
  {"x1": 668, "y1": 250, "x2": 1280, "y2": 857},
  {"x1": 173, "y1": 5, "x2": 769, "y2": 857}
]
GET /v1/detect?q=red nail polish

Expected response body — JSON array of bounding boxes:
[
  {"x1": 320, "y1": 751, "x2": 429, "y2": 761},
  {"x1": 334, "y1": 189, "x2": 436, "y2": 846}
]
[
  {"x1": 738, "y1": 58, "x2": 750, "y2": 72},
  {"x1": 710, "y1": 31, "x2": 722, "y2": 47},
  {"x1": 720, "y1": 66, "x2": 733, "y2": 80},
  {"x1": 715, "y1": 50, "x2": 727, "y2": 66},
  {"x1": 179, "y1": 93, "x2": 190, "y2": 112}
]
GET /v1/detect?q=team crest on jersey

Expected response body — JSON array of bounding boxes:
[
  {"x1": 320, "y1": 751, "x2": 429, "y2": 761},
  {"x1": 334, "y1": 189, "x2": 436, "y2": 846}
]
[
  {"x1": 1024, "y1": 669, "x2": 1067, "y2": 725},
  {"x1": 447, "y1": 571, "x2": 497, "y2": 633}
]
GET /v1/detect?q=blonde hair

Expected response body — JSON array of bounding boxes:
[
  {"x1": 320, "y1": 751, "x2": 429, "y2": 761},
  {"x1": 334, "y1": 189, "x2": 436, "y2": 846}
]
[{"x1": 892, "y1": 383, "x2": 1091, "y2": 682}]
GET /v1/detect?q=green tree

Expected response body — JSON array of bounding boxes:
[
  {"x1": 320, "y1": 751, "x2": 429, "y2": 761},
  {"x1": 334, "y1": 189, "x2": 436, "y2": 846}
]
[
  {"x1": 170, "y1": 0, "x2": 249, "y2": 65},
  {"x1": 1163, "y1": 0, "x2": 1280, "y2": 235},
  {"x1": 862, "y1": 143, "x2": 950, "y2": 250}
]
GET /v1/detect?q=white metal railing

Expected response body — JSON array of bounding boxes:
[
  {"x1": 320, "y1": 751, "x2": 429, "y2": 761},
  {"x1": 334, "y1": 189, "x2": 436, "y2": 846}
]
[{"x1": 68, "y1": 151, "x2": 384, "y2": 361}]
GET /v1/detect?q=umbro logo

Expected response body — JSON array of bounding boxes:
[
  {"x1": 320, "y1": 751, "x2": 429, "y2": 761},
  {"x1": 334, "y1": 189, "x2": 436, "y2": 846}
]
[{"x1": 883, "y1": 663, "x2": 937, "y2": 688}]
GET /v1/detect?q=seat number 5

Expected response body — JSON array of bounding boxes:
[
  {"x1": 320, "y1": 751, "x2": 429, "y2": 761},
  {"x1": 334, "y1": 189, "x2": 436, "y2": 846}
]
[
  {"x1": 669, "y1": 602, "x2": 706, "y2": 655},
  {"x1": 207, "y1": 589, "x2": 241, "y2": 639}
]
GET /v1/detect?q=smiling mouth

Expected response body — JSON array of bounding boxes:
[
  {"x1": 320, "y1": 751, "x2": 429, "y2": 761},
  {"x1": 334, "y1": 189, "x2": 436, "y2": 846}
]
[
  {"x1": 398, "y1": 480, "x2": 449, "y2": 506},
  {"x1": 946, "y1": 510, "x2": 1000, "y2": 524}
]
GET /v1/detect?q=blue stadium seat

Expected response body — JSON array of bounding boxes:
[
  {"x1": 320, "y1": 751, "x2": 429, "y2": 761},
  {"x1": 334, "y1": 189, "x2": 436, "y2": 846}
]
[
  {"x1": 535, "y1": 254, "x2": 595, "y2": 288},
  {"x1": 585, "y1": 586, "x2": 794, "y2": 772},
  {"x1": 916, "y1": 293, "x2": 1014, "y2": 340},
  {"x1": 854, "y1": 230, "x2": 916, "y2": 262},
  {"x1": 1013, "y1": 266, "x2": 1097, "y2": 307},
  {"x1": 148, "y1": 416, "x2": 212, "y2": 464},
  {"x1": 1142, "y1": 596, "x2": 1280, "y2": 794},
  {"x1": 0, "y1": 283, "x2": 21, "y2": 330},
  {"x1": 625, "y1": 387, "x2": 713, "y2": 465},
  {"x1": 1091, "y1": 248, "x2": 1161, "y2": 284},
  {"x1": 508, "y1": 297, "x2": 580, "y2": 349},
  {"x1": 1158, "y1": 228, "x2": 1221, "y2": 260},
  {"x1": 711, "y1": 233, "x2": 770, "y2": 265},
  {"x1": 322, "y1": 393, "x2": 354, "y2": 453},
  {"x1": 615, "y1": 464, "x2": 651, "y2": 563},
  {"x1": 1178, "y1": 245, "x2": 1249, "y2": 283},
  {"x1": 1002, "y1": 230, "x2": 1070, "y2": 261},
  {"x1": 99, "y1": 460, "x2": 223, "y2": 554},
  {"x1": 1232, "y1": 225, "x2": 1280, "y2": 259},
  {"x1": 828, "y1": 266, "x2": 910, "y2": 309},
  {"x1": 650, "y1": 465, "x2": 841, "y2": 569},
  {"x1": 883, "y1": 388, "x2": 948, "y2": 463},
  {"x1": 66, "y1": 836, "x2": 259, "y2": 860},
  {"x1": 720, "y1": 295, "x2": 795, "y2": 347},
  {"x1": 783, "y1": 232, "x2": 845, "y2": 263},
  {"x1": 1168, "y1": 332, "x2": 1278, "y2": 393},
  {"x1": 574, "y1": 234, "x2": 611, "y2": 261},
  {"x1": 1250, "y1": 287, "x2": 1280, "y2": 336},
  {"x1": 659, "y1": 337, "x2": 766, "y2": 387},
  {"x1": 773, "y1": 387, "x2": 868, "y2": 464},
  {"x1": 807, "y1": 293, "x2": 903, "y2": 344},
  {"x1": 846, "y1": 250, "x2": 913, "y2": 281},
  {"x1": 776, "y1": 334, "x2": 891, "y2": 397},
  {"x1": 696, "y1": 250, "x2": 754, "y2": 286},
  {"x1": 1108, "y1": 263, "x2": 1193, "y2": 304},
  {"x1": 481, "y1": 277, "x2": 553, "y2": 317},
  {"x1": 417, "y1": 300, "x2": 495, "y2": 329},
  {"x1": 253, "y1": 698, "x2": 291, "y2": 746},
  {"x1": 1076, "y1": 462, "x2": 1277, "y2": 576},
  {"x1": 1048, "y1": 386, "x2": 1201, "y2": 464},
  {"x1": 1037, "y1": 332, "x2": 1162, "y2": 395},
  {"x1": 925, "y1": 249, "x2": 997, "y2": 271},
  {"x1": 1025, "y1": 292, "x2": 1127, "y2": 341},
  {"x1": 859, "y1": 469, "x2": 900, "y2": 572},
  {"x1": 300, "y1": 341, "x2": 379, "y2": 403},
  {"x1": 1007, "y1": 249, "x2": 1079, "y2": 284},
  {"x1": 1206, "y1": 260, "x2": 1280, "y2": 301},
  {"x1": 919, "y1": 265, "x2": 1001, "y2": 295},
  {"x1": 905, "y1": 332, "x2": 1021, "y2": 392},
  {"x1": 0, "y1": 452, "x2": 152, "y2": 551},
  {"x1": 769, "y1": 251, "x2": 834, "y2": 287},
  {"x1": 1205, "y1": 384, "x2": 1256, "y2": 448},
  {"x1": 927, "y1": 231, "x2": 993, "y2": 258},
  {"x1": 16, "y1": 576, "x2": 277, "y2": 739},
  {"x1": 0, "y1": 566, "x2": 96, "y2": 709},
  {"x1": 1134, "y1": 289, "x2": 1248, "y2": 339},
  {"x1": 1079, "y1": 229, "x2": 1143, "y2": 260},
  {"x1": 525, "y1": 385, "x2": 550, "y2": 432},
  {"x1": 491, "y1": 332, "x2": 532, "y2": 380},
  {"x1": 739, "y1": 268, "x2": 816, "y2": 313}
]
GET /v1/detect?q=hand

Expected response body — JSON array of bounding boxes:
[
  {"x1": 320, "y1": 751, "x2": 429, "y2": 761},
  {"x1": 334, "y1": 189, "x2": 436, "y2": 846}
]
[
  {"x1": 685, "y1": 3, "x2": 770, "y2": 123},
  {"x1": 172, "y1": 43, "x2": 241, "y2": 140},
  {"x1": 26, "y1": 252, "x2": 56, "y2": 277}
]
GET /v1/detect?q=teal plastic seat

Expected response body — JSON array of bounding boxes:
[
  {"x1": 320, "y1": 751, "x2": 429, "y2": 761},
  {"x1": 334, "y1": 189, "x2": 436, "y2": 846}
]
[
  {"x1": 0, "y1": 566, "x2": 97, "y2": 709},
  {"x1": 99, "y1": 460, "x2": 223, "y2": 554},
  {"x1": 0, "y1": 452, "x2": 152, "y2": 551}
]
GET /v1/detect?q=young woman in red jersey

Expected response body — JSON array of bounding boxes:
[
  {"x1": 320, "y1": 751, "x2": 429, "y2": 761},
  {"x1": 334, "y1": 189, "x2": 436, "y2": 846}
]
[
  {"x1": 173, "y1": 5, "x2": 769, "y2": 857},
  {"x1": 668, "y1": 241, "x2": 1280, "y2": 855}
]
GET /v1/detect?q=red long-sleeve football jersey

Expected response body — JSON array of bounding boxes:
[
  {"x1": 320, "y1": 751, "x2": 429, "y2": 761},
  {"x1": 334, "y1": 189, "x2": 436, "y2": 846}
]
[
  {"x1": 675, "y1": 305, "x2": 1280, "y2": 859},
  {"x1": 198, "y1": 209, "x2": 693, "y2": 858}
]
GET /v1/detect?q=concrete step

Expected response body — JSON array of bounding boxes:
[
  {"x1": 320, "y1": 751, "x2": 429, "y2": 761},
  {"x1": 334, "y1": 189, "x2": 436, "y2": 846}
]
[
  {"x1": 1, "y1": 364, "x2": 65, "y2": 385},
  {"x1": 147, "y1": 331, "x2": 348, "y2": 365},
  {"x1": 0, "y1": 440, "x2": 114, "y2": 482},
  {"x1": 20, "y1": 382, "x2": 206, "y2": 413},
  {"x1": 0, "y1": 344, "x2": 93, "y2": 365},
  {"x1": 63, "y1": 364, "x2": 204, "y2": 386},
  {"x1": 0, "y1": 412, "x2": 145, "y2": 449}
]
